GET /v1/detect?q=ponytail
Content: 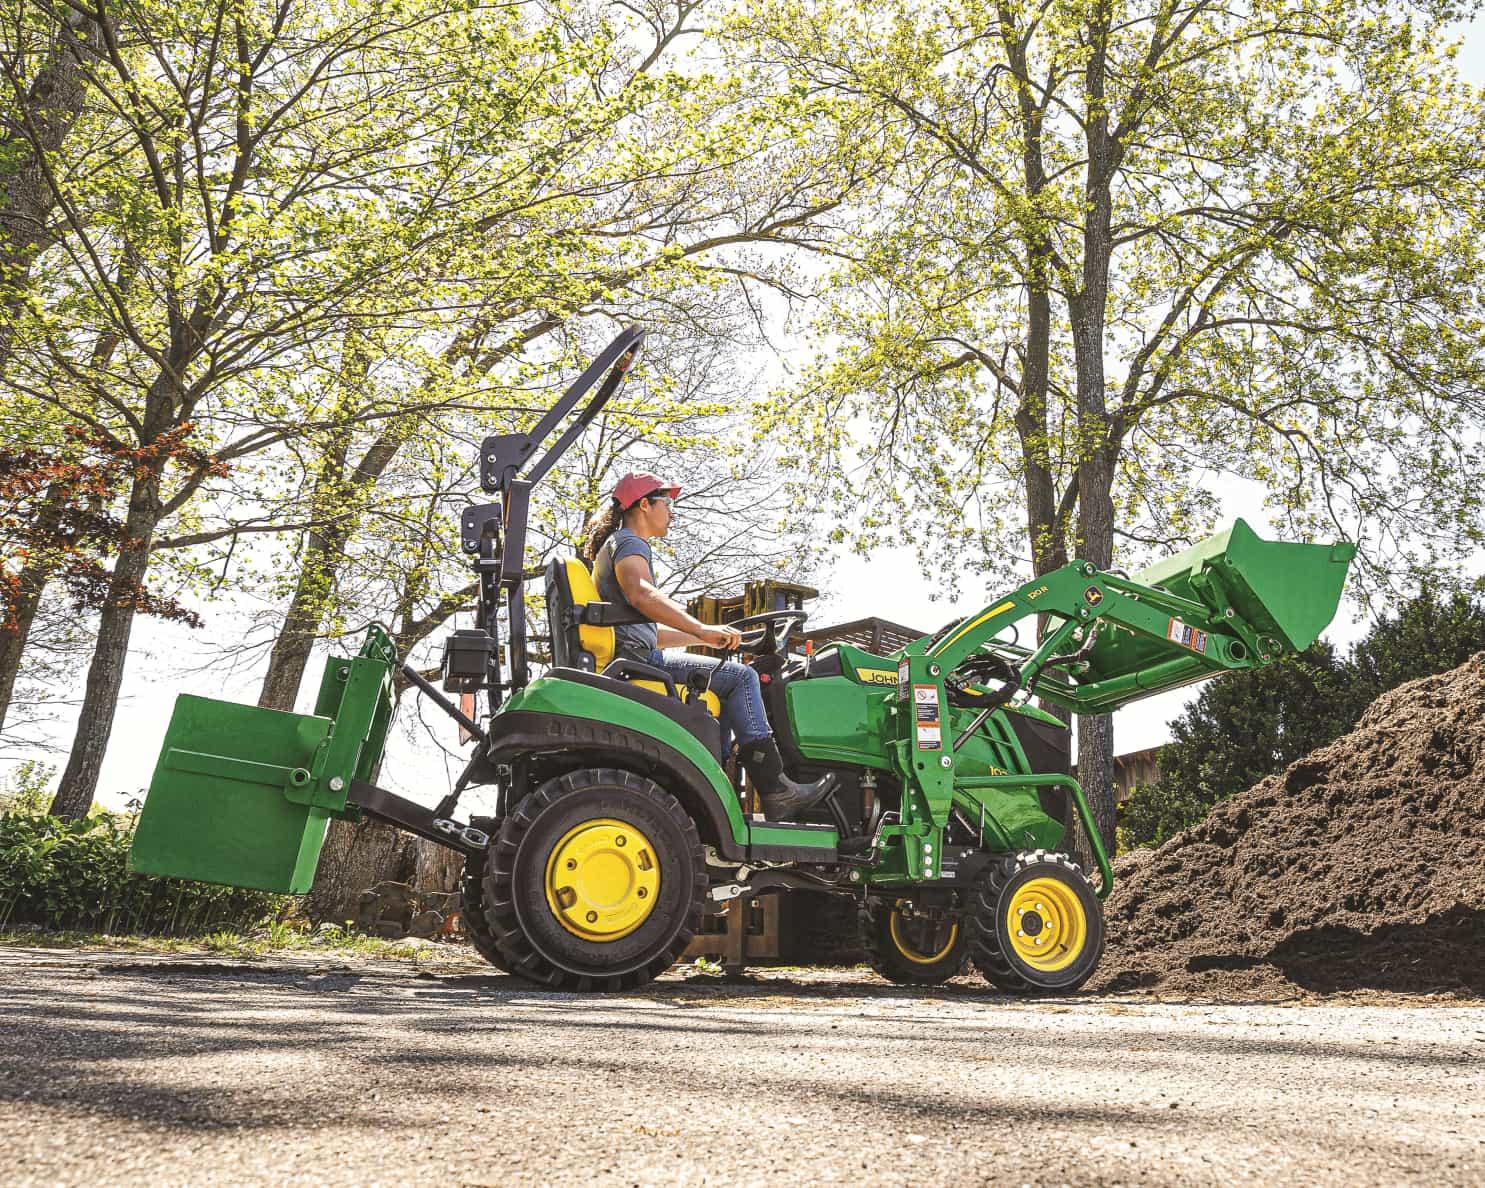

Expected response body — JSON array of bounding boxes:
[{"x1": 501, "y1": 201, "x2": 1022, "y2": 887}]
[{"x1": 580, "y1": 500, "x2": 623, "y2": 565}]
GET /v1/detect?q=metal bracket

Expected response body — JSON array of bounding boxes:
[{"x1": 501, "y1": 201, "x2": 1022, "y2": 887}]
[
  {"x1": 460, "y1": 502, "x2": 502, "y2": 555},
  {"x1": 480, "y1": 433, "x2": 536, "y2": 493}
]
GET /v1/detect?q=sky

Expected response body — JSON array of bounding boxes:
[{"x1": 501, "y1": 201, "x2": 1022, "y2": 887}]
[{"x1": 5, "y1": 17, "x2": 1484, "y2": 810}]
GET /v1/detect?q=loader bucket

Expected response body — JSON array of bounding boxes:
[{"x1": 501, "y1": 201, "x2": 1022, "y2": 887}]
[
  {"x1": 1132, "y1": 517, "x2": 1356, "y2": 653},
  {"x1": 128, "y1": 628, "x2": 397, "y2": 894},
  {"x1": 1052, "y1": 519, "x2": 1355, "y2": 714}
]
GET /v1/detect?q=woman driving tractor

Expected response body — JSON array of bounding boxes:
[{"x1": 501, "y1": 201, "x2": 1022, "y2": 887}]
[{"x1": 581, "y1": 471, "x2": 835, "y2": 821}]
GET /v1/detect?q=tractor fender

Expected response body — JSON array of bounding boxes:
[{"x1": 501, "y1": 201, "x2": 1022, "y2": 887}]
[{"x1": 483, "y1": 710, "x2": 747, "y2": 860}]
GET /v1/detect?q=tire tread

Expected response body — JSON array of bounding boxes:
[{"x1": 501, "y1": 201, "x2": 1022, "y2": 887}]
[
  {"x1": 484, "y1": 768, "x2": 706, "y2": 991},
  {"x1": 969, "y1": 849, "x2": 1104, "y2": 995}
]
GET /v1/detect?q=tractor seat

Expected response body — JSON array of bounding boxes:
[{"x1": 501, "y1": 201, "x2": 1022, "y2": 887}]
[{"x1": 544, "y1": 556, "x2": 722, "y2": 717}]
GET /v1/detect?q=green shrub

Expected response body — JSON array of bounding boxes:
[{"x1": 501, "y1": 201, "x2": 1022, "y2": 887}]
[
  {"x1": 0, "y1": 810, "x2": 286, "y2": 936},
  {"x1": 1117, "y1": 781, "x2": 1212, "y2": 852},
  {"x1": 0, "y1": 761, "x2": 56, "y2": 814}
]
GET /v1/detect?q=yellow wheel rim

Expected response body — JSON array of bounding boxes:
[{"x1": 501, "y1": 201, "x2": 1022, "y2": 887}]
[
  {"x1": 1005, "y1": 876, "x2": 1087, "y2": 972},
  {"x1": 544, "y1": 818, "x2": 660, "y2": 942},
  {"x1": 888, "y1": 901, "x2": 960, "y2": 965}
]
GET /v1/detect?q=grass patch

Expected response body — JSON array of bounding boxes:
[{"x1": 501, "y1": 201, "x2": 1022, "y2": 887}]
[{"x1": 0, "y1": 922, "x2": 479, "y2": 963}]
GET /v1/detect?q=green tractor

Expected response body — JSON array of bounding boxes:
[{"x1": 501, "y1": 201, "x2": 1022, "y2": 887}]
[{"x1": 129, "y1": 328, "x2": 1356, "y2": 994}]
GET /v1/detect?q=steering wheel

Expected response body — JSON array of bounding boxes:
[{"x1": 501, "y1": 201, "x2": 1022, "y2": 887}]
[{"x1": 721, "y1": 610, "x2": 809, "y2": 658}]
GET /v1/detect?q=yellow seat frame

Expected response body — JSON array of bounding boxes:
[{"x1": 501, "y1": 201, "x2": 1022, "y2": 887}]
[{"x1": 554, "y1": 558, "x2": 721, "y2": 718}]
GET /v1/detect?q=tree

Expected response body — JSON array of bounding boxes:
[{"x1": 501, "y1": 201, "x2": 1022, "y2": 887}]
[
  {"x1": 133, "y1": 0, "x2": 861, "y2": 720},
  {"x1": 731, "y1": 0, "x2": 1485, "y2": 846},
  {"x1": 1119, "y1": 642, "x2": 1350, "y2": 848},
  {"x1": 0, "y1": 428, "x2": 210, "y2": 737},
  {"x1": 1346, "y1": 590, "x2": 1485, "y2": 713},
  {"x1": 0, "y1": 2, "x2": 101, "y2": 363},
  {"x1": 1120, "y1": 592, "x2": 1485, "y2": 847},
  {"x1": 2, "y1": 0, "x2": 536, "y2": 817},
  {"x1": 112, "y1": 0, "x2": 854, "y2": 909}
]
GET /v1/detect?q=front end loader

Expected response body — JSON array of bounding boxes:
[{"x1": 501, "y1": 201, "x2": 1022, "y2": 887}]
[{"x1": 129, "y1": 327, "x2": 1356, "y2": 994}]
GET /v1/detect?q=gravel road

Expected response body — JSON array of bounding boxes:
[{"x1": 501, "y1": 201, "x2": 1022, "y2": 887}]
[{"x1": 1, "y1": 946, "x2": 1481, "y2": 1187}]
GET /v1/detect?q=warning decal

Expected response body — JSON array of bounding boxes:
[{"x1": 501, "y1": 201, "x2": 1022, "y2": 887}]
[
  {"x1": 897, "y1": 659, "x2": 911, "y2": 699},
  {"x1": 1166, "y1": 618, "x2": 1209, "y2": 655},
  {"x1": 913, "y1": 684, "x2": 942, "y2": 750}
]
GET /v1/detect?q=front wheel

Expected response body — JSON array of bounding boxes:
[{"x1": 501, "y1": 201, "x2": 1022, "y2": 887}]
[
  {"x1": 483, "y1": 768, "x2": 706, "y2": 991},
  {"x1": 971, "y1": 850, "x2": 1104, "y2": 994},
  {"x1": 861, "y1": 898, "x2": 968, "y2": 985}
]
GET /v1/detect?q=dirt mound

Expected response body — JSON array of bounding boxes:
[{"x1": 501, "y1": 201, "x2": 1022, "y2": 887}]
[{"x1": 1093, "y1": 652, "x2": 1485, "y2": 997}]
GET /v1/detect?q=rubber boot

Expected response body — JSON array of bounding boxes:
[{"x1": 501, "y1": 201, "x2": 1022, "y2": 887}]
[{"x1": 740, "y1": 736, "x2": 838, "y2": 822}]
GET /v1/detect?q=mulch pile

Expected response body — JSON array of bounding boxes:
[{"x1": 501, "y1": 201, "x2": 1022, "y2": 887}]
[{"x1": 1092, "y1": 652, "x2": 1485, "y2": 997}]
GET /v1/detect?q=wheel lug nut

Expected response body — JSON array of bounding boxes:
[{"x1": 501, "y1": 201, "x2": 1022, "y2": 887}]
[
  {"x1": 586, "y1": 911, "x2": 598, "y2": 923},
  {"x1": 566, "y1": 859, "x2": 577, "y2": 870},
  {"x1": 615, "y1": 836, "x2": 626, "y2": 847}
]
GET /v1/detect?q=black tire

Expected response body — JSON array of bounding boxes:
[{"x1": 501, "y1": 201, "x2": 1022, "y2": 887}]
[
  {"x1": 483, "y1": 768, "x2": 706, "y2": 991},
  {"x1": 860, "y1": 898, "x2": 968, "y2": 985},
  {"x1": 970, "y1": 850, "x2": 1104, "y2": 994},
  {"x1": 461, "y1": 816, "x2": 511, "y2": 973}
]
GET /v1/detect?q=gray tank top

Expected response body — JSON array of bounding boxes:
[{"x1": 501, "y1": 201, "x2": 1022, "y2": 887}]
[{"x1": 593, "y1": 527, "x2": 658, "y2": 660}]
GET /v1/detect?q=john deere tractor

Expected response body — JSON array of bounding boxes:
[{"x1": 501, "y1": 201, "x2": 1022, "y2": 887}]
[{"x1": 130, "y1": 327, "x2": 1356, "y2": 994}]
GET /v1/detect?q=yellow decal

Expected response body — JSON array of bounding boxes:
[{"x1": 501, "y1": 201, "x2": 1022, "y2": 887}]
[
  {"x1": 855, "y1": 667, "x2": 898, "y2": 686},
  {"x1": 932, "y1": 601, "x2": 1018, "y2": 655},
  {"x1": 1026, "y1": 584, "x2": 1050, "y2": 601}
]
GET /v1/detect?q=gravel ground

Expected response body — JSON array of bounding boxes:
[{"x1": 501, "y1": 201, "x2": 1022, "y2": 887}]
[{"x1": 1, "y1": 947, "x2": 1482, "y2": 1187}]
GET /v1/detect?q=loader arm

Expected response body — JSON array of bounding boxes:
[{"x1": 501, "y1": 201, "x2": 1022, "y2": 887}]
[
  {"x1": 868, "y1": 519, "x2": 1354, "y2": 894},
  {"x1": 918, "y1": 518, "x2": 1356, "y2": 717}
]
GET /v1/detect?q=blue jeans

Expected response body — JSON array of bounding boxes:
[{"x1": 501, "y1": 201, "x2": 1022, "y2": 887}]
[{"x1": 645, "y1": 649, "x2": 771, "y2": 751}]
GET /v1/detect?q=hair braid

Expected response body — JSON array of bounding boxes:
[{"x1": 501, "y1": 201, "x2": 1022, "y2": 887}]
[{"x1": 580, "y1": 500, "x2": 623, "y2": 565}]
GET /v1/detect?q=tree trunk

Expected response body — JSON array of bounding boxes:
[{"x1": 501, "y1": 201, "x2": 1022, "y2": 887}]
[
  {"x1": 1001, "y1": 7, "x2": 1063, "y2": 585},
  {"x1": 257, "y1": 519, "x2": 350, "y2": 711},
  {"x1": 1071, "y1": 303, "x2": 1117, "y2": 849},
  {"x1": 269, "y1": 340, "x2": 415, "y2": 919},
  {"x1": 258, "y1": 335, "x2": 392, "y2": 710},
  {"x1": 0, "y1": 487, "x2": 70, "y2": 735},
  {"x1": 1066, "y1": 3, "x2": 1120, "y2": 855},
  {"x1": 0, "y1": 561, "x2": 55, "y2": 739},
  {"x1": 300, "y1": 502, "x2": 480, "y2": 927},
  {"x1": 414, "y1": 840, "x2": 463, "y2": 897},
  {"x1": 302, "y1": 816, "x2": 416, "y2": 925},
  {"x1": 48, "y1": 454, "x2": 164, "y2": 819},
  {"x1": 0, "y1": 14, "x2": 101, "y2": 363},
  {"x1": 0, "y1": 16, "x2": 103, "y2": 719}
]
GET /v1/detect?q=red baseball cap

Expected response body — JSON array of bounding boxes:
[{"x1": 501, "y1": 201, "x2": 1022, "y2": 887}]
[{"x1": 613, "y1": 472, "x2": 681, "y2": 510}]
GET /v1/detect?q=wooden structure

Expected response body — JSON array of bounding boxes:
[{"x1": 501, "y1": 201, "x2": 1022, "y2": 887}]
[
  {"x1": 683, "y1": 768, "x2": 782, "y2": 967},
  {"x1": 1073, "y1": 745, "x2": 1164, "y2": 804},
  {"x1": 680, "y1": 578, "x2": 818, "y2": 968},
  {"x1": 680, "y1": 596, "x2": 931, "y2": 972},
  {"x1": 685, "y1": 579, "x2": 818, "y2": 659},
  {"x1": 794, "y1": 615, "x2": 926, "y2": 656}
]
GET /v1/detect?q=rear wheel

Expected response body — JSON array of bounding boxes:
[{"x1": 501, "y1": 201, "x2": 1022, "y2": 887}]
[
  {"x1": 861, "y1": 898, "x2": 968, "y2": 985},
  {"x1": 971, "y1": 850, "x2": 1103, "y2": 994},
  {"x1": 484, "y1": 768, "x2": 706, "y2": 991},
  {"x1": 461, "y1": 816, "x2": 510, "y2": 972}
]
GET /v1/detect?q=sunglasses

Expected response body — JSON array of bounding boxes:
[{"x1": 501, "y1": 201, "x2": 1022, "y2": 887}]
[{"x1": 646, "y1": 494, "x2": 674, "y2": 508}]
